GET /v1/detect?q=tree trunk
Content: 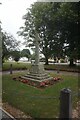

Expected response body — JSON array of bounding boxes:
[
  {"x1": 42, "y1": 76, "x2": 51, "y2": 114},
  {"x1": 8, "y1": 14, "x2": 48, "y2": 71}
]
[
  {"x1": 28, "y1": 57, "x2": 29, "y2": 61},
  {"x1": 69, "y1": 58, "x2": 75, "y2": 66},
  {"x1": 45, "y1": 56, "x2": 49, "y2": 65}
]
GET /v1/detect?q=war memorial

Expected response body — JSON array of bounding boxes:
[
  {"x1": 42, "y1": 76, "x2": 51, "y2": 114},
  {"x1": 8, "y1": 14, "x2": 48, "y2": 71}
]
[{"x1": 21, "y1": 32, "x2": 53, "y2": 85}]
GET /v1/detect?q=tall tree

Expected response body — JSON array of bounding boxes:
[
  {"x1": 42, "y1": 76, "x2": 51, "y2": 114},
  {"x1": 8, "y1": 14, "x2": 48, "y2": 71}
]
[
  {"x1": 55, "y1": 2, "x2": 79, "y2": 66},
  {"x1": 18, "y1": 2, "x2": 79, "y2": 65},
  {"x1": 21, "y1": 49, "x2": 31, "y2": 61},
  {"x1": 2, "y1": 32, "x2": 20, "y2": 62},
  {"x1": 18, "y1": 2, "x2": 62, "y2": 64},
  {"x1": 11, "y1": 50, "x2": 20, "y2": 62}
]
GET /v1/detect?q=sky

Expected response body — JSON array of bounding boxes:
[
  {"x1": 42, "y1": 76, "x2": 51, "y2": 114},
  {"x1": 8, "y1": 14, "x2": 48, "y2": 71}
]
[
  {"x1": 0, "y1": 0, "x2": 78, "y2": 51},
  {"x1": 0, "y1": 0, "x2": 37, "y2": 51}
]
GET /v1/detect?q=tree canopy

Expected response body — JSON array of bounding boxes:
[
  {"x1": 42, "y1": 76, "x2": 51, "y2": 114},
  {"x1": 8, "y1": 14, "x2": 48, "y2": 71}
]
[
  {"x1": 11, "y1": 50, "x2": 20, "y2": 62},
  {"x1": 2, "y1": 31, "x2": 20, "y2": 62},
  {"x1": 56, "y1": 2, "x2": 79, "y2": 65},
  {"x1": 18, "y1": 2, "x2": 79, "y2": 65},
  {"x1": 21, "y1": 49, "x2": 31, "y2": 61}
]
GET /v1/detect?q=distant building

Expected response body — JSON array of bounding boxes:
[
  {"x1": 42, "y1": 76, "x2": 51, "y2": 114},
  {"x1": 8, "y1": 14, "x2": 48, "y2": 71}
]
[{"x1": 19, "y1": 57, "x2": 28, "y2": 62}]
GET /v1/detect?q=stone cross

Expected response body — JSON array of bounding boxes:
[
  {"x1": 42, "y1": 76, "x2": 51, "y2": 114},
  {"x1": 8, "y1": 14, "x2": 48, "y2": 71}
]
[{"x1": 34, "y1": 32, "x2": 40, "y2": 65}]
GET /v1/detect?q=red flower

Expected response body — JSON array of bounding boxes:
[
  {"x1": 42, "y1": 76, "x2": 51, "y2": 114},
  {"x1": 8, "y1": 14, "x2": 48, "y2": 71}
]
[
  {"x1": 31, "y1": 82, "x2": 36, "y2": 86},
  {"x1": 40, "y1": 82, "x2": 45, "y2": 87},
  {"x1": 25, "y1": 80, "x2": 28, "y2": 83},
  {"x1": 21, "y1": 79, "x2": 28, "y2": 83},
  {"x1": 53, "y1": 77, "x2": 62, "y2": 81},
  {"x1": 22, "y1": 80, "x2": 26, "y2": 83},
  {"x1": 53, "y1": 77, "x2": 58, "y2": 81},
  {"x1": 44, "y1": 80, "x2": 49, "y2": 85}
]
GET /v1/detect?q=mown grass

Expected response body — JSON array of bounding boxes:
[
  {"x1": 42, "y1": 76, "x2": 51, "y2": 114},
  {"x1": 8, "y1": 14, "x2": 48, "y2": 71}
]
[
  {"x1": 44, "y1": 64, "x2": 79, "y2": 72},
  {"x1": 2, "y1": 62, "x2": 31, "y2": 71},
  {"x1": 2, "y1": 72, "x2": 78, "y2": 118},
  {"x1": 2, "y1": 61, "x2": 79, "y2": 72}
]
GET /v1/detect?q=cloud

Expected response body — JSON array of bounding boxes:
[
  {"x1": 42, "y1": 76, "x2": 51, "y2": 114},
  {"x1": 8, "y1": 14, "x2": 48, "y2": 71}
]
[{"x1": 0, "y1": 0, "x2": 37, "y2": 48}]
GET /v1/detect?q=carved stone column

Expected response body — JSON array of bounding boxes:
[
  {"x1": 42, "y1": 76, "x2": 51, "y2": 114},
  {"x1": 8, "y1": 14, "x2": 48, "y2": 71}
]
[
  {"x1": 34, "y1": 32, "x2": 40, "y2": 65},
  {"x1": 22, "y1": 32, "x2": 53, "y2": 83}
]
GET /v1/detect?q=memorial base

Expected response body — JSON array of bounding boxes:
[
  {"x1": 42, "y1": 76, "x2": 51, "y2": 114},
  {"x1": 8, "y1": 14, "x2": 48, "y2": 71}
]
[{"x1": 21, "y1": 64, "x2": 53, "y2": 85}]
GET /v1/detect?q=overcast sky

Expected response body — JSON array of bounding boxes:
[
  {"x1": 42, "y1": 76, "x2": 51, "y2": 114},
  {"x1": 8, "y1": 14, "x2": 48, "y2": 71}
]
[
  {"x1": 0, "y1": 0, "x2": 37, "y2": 50},
  {"x1": 0, "y1": 0, "x2": 78, "y2": 51}
]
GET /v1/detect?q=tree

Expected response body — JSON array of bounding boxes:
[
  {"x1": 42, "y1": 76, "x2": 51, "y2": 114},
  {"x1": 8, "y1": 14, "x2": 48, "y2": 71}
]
[
  {"x1": 11, "y1": 50, "x2": 20, "y2": 62},
  {"x1": 55, "y1": 2, "x2": 79, "y2": 66},
  {"x1": 18, "y1": 2, "x2": 62, "y2": 65},
  {"x1": 2, "y1": 32, "x2": 9, "y2": 62},
  {"x1": 2, "y1": 32, "x2": 20, "y2": 62},
  {"x1": 21, "y1": 49, "x2": 31, "y2": 61},
  {"x1": 31, "y1": 53, "x2": 35, "y2": 60},
  {"x1": 18, "y1": 2, "x2": 79, "y2": 66}
]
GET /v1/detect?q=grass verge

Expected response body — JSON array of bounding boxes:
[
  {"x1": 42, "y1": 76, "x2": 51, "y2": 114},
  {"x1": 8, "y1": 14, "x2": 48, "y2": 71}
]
[
  {"x1": 2, "y1": 72, "x2": 78, "y2": 118},
  {"x1": 2, "y1": 62, "x2": 79, "y2": 73},
  {"x1": 2, "y1": 62, "x2": 31, "y2": 71}
]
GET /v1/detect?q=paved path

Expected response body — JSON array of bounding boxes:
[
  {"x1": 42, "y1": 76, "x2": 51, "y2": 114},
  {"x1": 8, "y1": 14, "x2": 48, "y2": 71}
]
[
  {"x1": 1, "y1": 69, "x2": 78, "y2": 77},
  {"x1": 0, "y1": 108, "x2": 15, "y2": 119}
]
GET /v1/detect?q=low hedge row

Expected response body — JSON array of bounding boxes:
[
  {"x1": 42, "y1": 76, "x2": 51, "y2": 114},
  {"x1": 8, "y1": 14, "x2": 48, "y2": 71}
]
[{"x1": 2, "y1": 62, "x2": 79, "y2": 73}]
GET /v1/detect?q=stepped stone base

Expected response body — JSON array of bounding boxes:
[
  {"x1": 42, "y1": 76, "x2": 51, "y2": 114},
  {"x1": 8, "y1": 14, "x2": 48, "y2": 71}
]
[{"x1": 21, "y1": 64, "x2": 53, "y2": 84}]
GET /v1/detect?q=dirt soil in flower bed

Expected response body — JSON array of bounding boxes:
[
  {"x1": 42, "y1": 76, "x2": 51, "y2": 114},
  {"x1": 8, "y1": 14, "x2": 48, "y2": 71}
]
[
  {"x1": 12, "y1": 76, "x2": 62, "y2": 89},
  {"x1": 72, "y1": 101, "x2": 80, "y2": 118},
  {"x1": 3, "y1": 102, "x2": 33, "y2": 120}
]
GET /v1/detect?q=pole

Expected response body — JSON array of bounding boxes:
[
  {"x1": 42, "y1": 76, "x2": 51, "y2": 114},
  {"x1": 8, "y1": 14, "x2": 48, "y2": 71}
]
[
  {"x1": 10, "y1": 64, "x2": 12, "y2": 74},
  {"x1": 59, "y1": 88, "x2": 72, "y2": 119}
]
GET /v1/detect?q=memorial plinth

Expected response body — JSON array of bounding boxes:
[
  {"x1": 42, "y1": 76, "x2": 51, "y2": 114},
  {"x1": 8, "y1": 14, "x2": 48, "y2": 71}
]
[{"x1": 21, "y1": 32, "x2": 53, "y2": 85}]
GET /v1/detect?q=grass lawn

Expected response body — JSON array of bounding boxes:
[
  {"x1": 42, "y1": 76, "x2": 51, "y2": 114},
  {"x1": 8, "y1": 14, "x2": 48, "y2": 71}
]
[
  {"x1": 2, "y1": 72, "x2": 78, "y2": 118},
  {"x1": 2, "y1": 61, "x2": 79, "y2": 72},
  {"x1": 44, "y1": 64, "x2": 79, "y2": 72},
  {"x1": 2, "y1": 62, "x2": 31, "y2": 71}
]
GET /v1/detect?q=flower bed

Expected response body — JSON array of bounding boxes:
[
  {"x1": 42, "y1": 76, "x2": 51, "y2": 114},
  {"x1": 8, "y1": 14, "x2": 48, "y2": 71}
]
[{"x1": 12, "y1": 76, "x2": 62, "y2": 88}]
